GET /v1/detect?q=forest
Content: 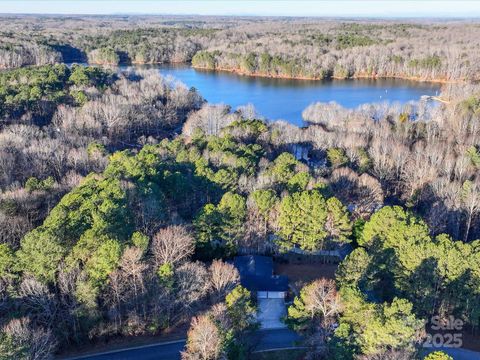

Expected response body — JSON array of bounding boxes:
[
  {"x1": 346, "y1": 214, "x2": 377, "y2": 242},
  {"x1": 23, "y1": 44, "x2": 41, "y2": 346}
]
[
  {"x1": 1, "y1": 16, "x2": 480, "y2": 82},
  {"x1": 0, "y1": 14, "x2": 479, "y2": 360}
]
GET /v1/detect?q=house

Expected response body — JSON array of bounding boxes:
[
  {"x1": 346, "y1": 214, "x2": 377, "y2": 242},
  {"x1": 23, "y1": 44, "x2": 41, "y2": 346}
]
[
  {"x1": 233, "y1": 255, "x2": 288, "y2": 299},
  {"x1": 234, "y1": 255, "x2": 289, "y2": 329}
]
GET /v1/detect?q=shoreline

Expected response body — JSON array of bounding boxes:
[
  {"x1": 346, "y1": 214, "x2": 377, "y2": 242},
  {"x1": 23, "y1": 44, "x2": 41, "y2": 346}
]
[
  {"x1": 192, "y1": 65, "x2": 465, "y2": 84},
  {"x1": 87, "y1": 60, "x2": 186, "y2": 66},
  {"x1": 4, "y1": 61, "x2": 469, "y2": 86}
]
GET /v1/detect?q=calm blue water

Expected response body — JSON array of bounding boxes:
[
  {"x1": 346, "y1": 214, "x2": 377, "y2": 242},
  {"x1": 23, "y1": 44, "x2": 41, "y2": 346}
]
[{"x1": 137, "y1": 64, "x2": 440, "y2": 126}]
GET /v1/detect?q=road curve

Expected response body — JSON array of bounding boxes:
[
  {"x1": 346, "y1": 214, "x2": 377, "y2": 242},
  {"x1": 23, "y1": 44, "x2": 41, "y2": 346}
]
[
  {"x1": 64, "y1": 332, "x2": 480, "y2": 360},
  {"x1": 63, "y1": 329, "x2": 302, "y2": 360},
  {"x1": 423, "y1": 347, "x2": 480, "y2": 360}
]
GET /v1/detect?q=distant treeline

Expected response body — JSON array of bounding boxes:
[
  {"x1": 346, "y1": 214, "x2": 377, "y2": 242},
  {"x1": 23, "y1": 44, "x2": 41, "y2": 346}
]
[{"x1": 0, "y1": 18, "x2": 478, "y2": 82}]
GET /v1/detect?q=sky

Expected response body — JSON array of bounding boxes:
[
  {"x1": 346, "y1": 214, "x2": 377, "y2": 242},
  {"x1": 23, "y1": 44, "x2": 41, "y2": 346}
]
[{"x1": 1, "y1": 1, "x2": 480, "y2": 18}]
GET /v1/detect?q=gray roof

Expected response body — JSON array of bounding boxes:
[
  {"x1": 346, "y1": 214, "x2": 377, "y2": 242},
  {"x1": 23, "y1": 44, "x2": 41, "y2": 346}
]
[{"x1": 234, "y1": 255, "x2": 289, "y2": 292}]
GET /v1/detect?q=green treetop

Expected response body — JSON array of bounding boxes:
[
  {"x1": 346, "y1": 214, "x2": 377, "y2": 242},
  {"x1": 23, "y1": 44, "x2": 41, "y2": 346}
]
[
  {"x1": 250, "y1": 189, "x2": 278, "y2": 220},
  {"x1": 424, "y1": 351, "x2": 454, "y2": 360},
  {"x1": 17, "y1": 230, "x2": 67, "y2": 284},
  {"x1": 0, "y1": 244, "x2": 15, "y2": 281},
  {"x1": 270, "y1": 152, "x2": 301, "y2": 183},
  {"x1": 225, "y1": 285, "x2": 257, "y2": 332},
  {"x1": 326, "y1": 197, "x2": 353, "y2": 244},
  {"x1": 277, "y1": 190, "x2": 351, "y2": 252},
  {"x1": 331, "y1": 288, "x2": 423, "y2": 358}
]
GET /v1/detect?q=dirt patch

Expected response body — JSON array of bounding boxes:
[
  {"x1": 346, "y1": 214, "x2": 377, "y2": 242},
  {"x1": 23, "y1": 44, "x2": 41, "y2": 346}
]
[{"x1": 274, "y1": 262, "x2": 337, "y2": 294}]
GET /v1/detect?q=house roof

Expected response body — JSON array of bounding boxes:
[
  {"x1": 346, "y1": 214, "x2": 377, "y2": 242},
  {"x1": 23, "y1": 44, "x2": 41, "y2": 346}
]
[
  {"x1": 234, "y1": 255, "x2": 289, "y2": 292},
  {"x1": 234, "y1": 255, "x2": 273, "y2": 277}
]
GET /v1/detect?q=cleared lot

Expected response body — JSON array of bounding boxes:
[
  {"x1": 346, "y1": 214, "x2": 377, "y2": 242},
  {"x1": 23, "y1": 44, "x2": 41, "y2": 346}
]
[{"x1": 274, "y1": 262, "x2": 337, "y2": 293}]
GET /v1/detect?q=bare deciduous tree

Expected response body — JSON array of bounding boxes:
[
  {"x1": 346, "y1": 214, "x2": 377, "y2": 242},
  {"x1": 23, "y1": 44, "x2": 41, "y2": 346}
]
[
  {"x1": 182, "y1": 104, "x2": 236, "y2": 137},
  {"x1": 181, "y1": 314, "x2": 223, "y2": 360},
  {"x1": 119, "y1": 247, "x2": 148, "y2": 311},
  {"x1": 18, "y1": 277, "x2": 57, "y2": 329},
  {"x1": 303, "y1": 279, "x2": 342, "y2": 328},
  {"x1": 174, "y1": 262, "x2": 211, "y2": 314},
  {"x1": 1, "y1": 317, "x2": 56, "y2": 360},
  {"x1": 209, "y1": 260, "x2": 240, "y2": 302},
  {"x1": 151, "y1": 225, "x2": 195, "y2": 267}
]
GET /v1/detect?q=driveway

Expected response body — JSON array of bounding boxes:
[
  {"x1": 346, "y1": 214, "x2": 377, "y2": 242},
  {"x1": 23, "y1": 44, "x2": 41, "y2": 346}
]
[
  {"x1": 254, "y1": 328, "x2": 301, "y2": 351},
  {"x1": 257, "y1": 298, "x2": 287, "y2": 329}
]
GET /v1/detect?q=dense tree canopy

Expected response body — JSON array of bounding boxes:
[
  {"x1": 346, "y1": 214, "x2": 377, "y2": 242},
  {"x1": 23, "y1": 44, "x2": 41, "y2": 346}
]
[
  {"x1": 1, "y1": 15, "x2": 480, "y2": 359},
  {"x1": 277, "y1": 190, "x2": 351, "y2": 251},
  {"x1": 0, "y1": 64, "x2": 115, "y2": 124},
  {"x1": 338, "y1": 205, "x2": 480, "y2": 331},
  {"x1": 330, "y1": 288, "x2": 423, "y2": 359}
]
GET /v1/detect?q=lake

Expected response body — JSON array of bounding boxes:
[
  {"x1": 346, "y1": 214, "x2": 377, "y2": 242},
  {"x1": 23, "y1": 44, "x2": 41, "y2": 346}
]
[{"x1": 123, "y1": 64, "x2": 441, "y2": 126}]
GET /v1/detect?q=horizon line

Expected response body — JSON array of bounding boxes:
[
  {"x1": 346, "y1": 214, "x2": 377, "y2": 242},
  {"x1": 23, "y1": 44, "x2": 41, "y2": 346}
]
[{"x1": 1, "y1": 12, "x2": 480, "y2": 20}]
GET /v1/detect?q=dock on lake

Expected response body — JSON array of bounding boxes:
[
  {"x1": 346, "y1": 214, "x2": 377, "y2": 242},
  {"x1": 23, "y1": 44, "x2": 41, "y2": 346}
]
[{"x1": 421, "y1": 95, "x2": 450, "y2": 104}]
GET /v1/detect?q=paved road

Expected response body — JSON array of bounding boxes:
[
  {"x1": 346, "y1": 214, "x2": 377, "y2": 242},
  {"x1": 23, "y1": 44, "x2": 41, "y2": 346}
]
[
  {"x1": 65, "y1": 329, "x2": 301, "y2": 360},
  {"x1": 423, "y1": 347, "x2": 480, "y2": 360},
  {"x1": 66, "y1": 332, "x2": 480, "y2": 360}
]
